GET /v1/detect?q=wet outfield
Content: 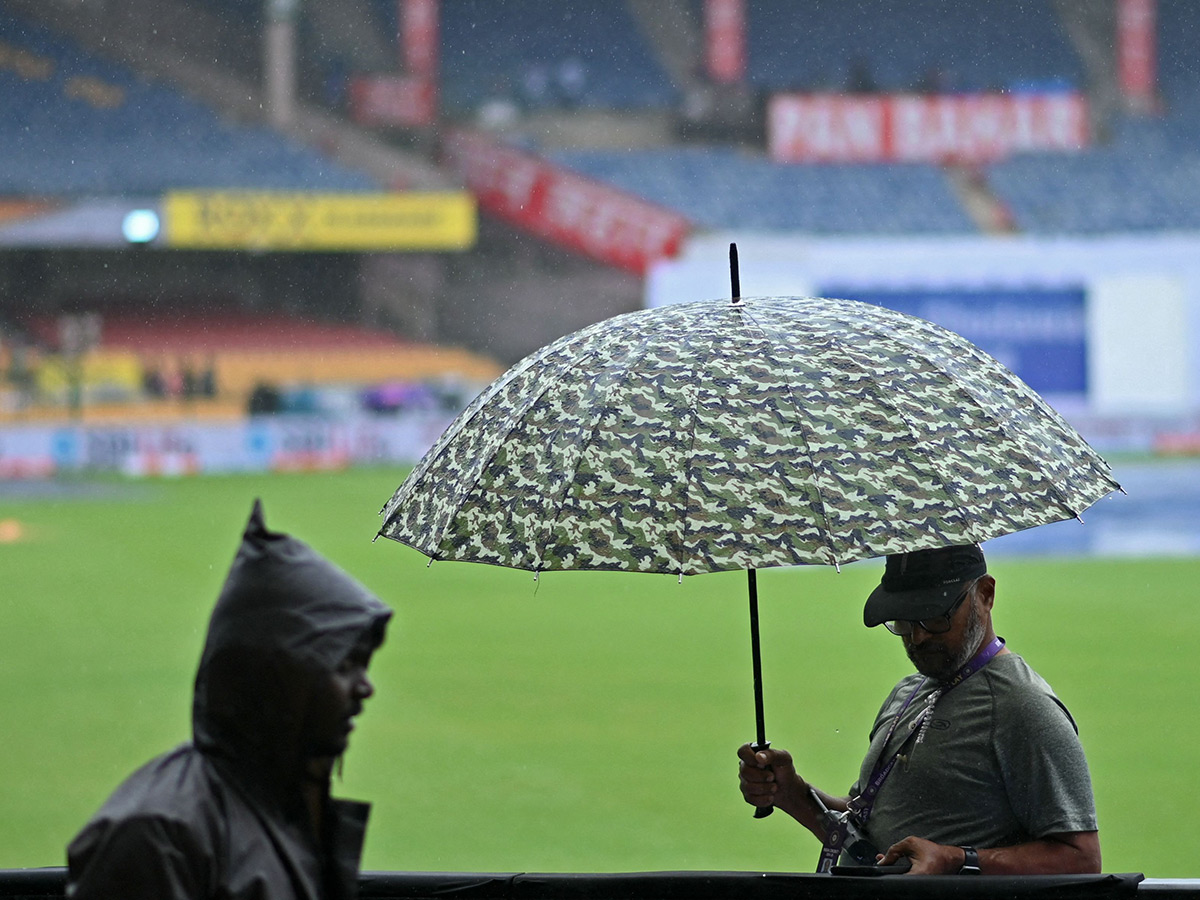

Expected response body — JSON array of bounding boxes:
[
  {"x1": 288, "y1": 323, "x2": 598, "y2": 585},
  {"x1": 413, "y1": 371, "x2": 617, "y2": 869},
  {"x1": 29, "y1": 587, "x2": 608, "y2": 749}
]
[
  {"x1": 988, "y1": 458, "x2": 1200, "y2": 558},
  {"x1": 1, "y1": 459, "x2": 1197, "y2": 559}
]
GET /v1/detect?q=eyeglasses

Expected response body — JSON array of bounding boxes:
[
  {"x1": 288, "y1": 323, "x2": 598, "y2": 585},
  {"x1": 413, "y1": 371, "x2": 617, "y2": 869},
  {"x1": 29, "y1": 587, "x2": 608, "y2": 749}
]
[{"x1": 884, "y1": 578, "x2": 979, "y2": 636}]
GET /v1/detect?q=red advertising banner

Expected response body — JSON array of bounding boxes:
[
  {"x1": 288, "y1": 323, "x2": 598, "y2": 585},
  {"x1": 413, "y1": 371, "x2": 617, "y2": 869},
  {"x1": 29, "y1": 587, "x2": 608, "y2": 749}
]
[
  {"x1": 768, "y1": 92, "x2": 1089, "y2": 164},
  {"x1": 442, "y1": 130, "x2": 691, "y2": 275},
  {"x1": 401, "y1": 0, "x2": 438, "y2": 79},
  {"x1": 1117, "y1": 0, "x2": 1157, "y2": 110},
  {"x1": 768, "y1": 94, "x2": 888, "y2": 162},
  {"x1": 349, "y1": 74, "x2": 435, "y2": 127},
  {"x1": 705, "y1": 0, "x2": 746, "y2": 84}
]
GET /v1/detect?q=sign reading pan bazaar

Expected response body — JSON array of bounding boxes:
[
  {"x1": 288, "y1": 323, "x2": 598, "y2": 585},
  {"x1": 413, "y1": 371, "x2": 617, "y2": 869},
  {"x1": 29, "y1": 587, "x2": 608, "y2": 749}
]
[{"x1": 162, "y1": 191, "x2": 477, "y2": 251}]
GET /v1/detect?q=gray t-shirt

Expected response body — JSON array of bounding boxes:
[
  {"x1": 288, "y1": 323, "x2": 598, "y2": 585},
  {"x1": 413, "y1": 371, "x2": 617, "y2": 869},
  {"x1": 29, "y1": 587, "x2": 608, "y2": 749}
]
[{"x1": 848, "y1": 651, "x2": 1097, "y2": 855}]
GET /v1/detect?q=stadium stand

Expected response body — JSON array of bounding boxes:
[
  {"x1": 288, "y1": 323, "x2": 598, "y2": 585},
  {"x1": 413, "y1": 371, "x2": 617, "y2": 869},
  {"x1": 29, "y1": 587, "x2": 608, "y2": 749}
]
[
  {"x1": 426, "y1": 0, "x2": 679, "y2": 115},
  {"x1": 430, "y1": 0, "x2": 1080, "y2": 235},
  {"x1": 986, "y1": 0, "x2": 1200, "y2": 234},
  {"x1": 527, "y1": 0, "x2": 1198, "y2": 237},
  {"x1": 742, "y1": 0, "x2": 1083, "y2": 93},
  {"x1": 2, "y1": 0, "x2": 1198, "y2": 420},
  {"x1": 547, "y1": 146, "x2": 976, "y2": 233},
  {"x1": 3, "y1": 312, "x2": 501, "y2": 423},
  {"x1": 7, "y1": 0, "x2": 1196, "y2": 237},
  {"x1": 986, "y1": 109, "x2": 1200, "y2": 233},
  {"x1": 0, "y1": 6, "x2": 381, "y2": 195}
]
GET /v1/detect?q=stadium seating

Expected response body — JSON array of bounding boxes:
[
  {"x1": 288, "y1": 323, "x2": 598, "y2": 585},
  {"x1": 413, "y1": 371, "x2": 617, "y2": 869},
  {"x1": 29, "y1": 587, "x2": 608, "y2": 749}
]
[
  {"x1": 4, "y1": 312, "x2": 501, "y2": 423},
  {"x1": 432, "y1": 0, "x2": 678, "y2": 115},
  {"x1": 5, "y1": 0, "x2": 1199, "y2": 238},
  {"x1": 742, "y1": 0, "x2": 1083, "y2": 94},
  {"x1": 987, "y1": 109, "x2": 1200, "y2": 234},
  {"x1": 0, "y1": 7, "x2": 379, "y2": 195},
  {"x1": 548, "y1": 146, "x2": 976, "y2": 233},
  {"x1": 986, "y1": 0, "x2": 1200, "y2": 234}
]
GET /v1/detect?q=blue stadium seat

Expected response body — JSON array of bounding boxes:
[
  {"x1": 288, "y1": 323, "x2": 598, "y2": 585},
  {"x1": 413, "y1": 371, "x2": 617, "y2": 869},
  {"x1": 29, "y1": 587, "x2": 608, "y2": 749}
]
[
  {"x1": 548, "y1": 147, "x2": 976, "y2": 234},
  {"x1": 0, "y1": 8, "x2": 379, "y2": 195},
  {"x1": 742, "y1": 0, "x2": 1082, "y2": 94},
  {"x1": 981, "y1": 0, "x2": 1200, "y2": 234},
  {"x1": 435, "y1": 0, "x2": 678, "y2": 115}
]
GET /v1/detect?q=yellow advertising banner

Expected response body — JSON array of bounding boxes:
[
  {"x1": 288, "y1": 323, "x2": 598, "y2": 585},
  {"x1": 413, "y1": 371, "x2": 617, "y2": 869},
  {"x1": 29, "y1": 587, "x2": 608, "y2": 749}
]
[{"x1": 163, "y1": 192, "x2": 476, "y2": 251}]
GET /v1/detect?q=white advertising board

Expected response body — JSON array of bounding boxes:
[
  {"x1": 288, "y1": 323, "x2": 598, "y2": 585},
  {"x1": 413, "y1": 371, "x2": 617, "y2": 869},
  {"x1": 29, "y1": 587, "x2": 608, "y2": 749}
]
[
  {"x1": 647, "y1": 232, "x2": 1200, "y2": 419},
  {"x1": 0, "y1": 412, "x2": 456, "y2": 480}
]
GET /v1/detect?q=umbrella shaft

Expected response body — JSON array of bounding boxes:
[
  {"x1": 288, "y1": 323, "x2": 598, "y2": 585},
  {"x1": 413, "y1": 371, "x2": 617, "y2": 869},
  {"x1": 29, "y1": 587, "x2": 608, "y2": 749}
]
[{"x1": 748, "y1": 568, "x2": 767, "y2": 747}]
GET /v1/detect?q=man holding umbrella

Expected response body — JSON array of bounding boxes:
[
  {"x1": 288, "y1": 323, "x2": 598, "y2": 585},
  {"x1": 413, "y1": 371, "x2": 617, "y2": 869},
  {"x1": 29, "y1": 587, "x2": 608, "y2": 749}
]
[{"x1": 738, "y1": 544, "x2": 1101, "y2": 876}]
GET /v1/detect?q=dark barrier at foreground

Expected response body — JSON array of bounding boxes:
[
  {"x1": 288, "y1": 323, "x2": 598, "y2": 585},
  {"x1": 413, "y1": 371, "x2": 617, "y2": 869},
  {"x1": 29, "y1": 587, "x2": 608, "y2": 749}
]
[{"x1": 6, "y1": 868, "x2": 1196, "y2": 900}]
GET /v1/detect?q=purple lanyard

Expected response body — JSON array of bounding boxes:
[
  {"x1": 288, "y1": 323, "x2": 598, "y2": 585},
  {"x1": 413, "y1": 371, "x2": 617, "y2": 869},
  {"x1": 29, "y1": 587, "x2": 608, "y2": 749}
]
[
  {"x1": 852, "y1": 635, "x2": 1005, "y2": 818},
  {"x1": 816, "y1": 636, "x2": 1005, "y2": 871}
]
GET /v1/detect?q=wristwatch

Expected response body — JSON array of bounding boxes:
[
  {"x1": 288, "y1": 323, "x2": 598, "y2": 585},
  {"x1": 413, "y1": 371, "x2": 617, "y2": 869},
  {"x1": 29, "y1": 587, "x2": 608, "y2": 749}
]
[{"x1": 958, "y1": 846, "x2": 982, "y2": 875}]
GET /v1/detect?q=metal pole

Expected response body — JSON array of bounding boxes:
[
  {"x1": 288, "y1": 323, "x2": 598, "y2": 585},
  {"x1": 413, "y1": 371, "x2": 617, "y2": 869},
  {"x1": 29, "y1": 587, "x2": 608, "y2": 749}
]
[
  {"x1": 748, "y1": 568, "x2": 773, "y2": 818},
  {"x1": 730, "y1": 240, "x2": 772, "y2": 817}
]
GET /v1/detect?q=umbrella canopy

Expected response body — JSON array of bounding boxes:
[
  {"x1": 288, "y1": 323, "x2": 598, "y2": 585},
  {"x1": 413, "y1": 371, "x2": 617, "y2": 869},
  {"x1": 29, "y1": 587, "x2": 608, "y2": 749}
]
[{"x1": 378, "y1": 295, "x2": 1120, "y2": 573}]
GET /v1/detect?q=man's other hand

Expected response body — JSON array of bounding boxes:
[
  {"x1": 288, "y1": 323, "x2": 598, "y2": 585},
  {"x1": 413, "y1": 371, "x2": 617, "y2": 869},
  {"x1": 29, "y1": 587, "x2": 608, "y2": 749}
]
[{"x1": 878, "y1": 837, "x2": 963, "y2": 874}]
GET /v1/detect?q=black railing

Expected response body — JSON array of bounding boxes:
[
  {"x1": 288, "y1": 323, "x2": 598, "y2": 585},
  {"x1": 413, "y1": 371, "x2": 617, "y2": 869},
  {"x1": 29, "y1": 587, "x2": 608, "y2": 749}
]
[{"x1": 1, "y1": 868, "x2": 1181, "y2": 900}]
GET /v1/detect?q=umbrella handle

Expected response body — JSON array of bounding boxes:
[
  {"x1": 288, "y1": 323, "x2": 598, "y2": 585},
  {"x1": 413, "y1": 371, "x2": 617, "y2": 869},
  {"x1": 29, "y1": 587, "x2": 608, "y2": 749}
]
[
  {"x1": 748, "y1": 569, "x2": 773, "y2": 819},
  {"x1": 751, "y1": 739, "x2": 774, "y2": 819}
]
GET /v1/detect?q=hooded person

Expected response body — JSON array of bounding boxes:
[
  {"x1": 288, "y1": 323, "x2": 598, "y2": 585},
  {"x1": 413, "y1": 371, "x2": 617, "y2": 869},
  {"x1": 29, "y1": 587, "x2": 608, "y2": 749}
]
[{"x1": 67, "y1": 500, "x2": 393, "y2": 900}]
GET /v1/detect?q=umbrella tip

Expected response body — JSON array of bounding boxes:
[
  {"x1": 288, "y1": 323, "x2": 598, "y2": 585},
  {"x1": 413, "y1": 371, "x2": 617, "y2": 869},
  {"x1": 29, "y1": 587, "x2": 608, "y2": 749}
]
[{"x1": 729, "y1": 243, "x2": 741, "y2": 304}]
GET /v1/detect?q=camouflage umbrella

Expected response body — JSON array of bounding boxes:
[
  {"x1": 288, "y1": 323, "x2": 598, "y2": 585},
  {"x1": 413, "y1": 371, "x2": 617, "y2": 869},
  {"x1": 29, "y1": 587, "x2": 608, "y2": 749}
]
[{"x1": 376, "y1": 257, "x2": 1120, "y2": 813}]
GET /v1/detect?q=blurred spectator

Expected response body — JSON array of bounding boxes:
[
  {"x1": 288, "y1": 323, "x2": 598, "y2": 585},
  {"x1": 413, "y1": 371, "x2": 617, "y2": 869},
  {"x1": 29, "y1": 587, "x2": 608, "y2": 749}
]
[
  {"x1": 918, "y1": 65, "x2": 951, "y2": 94},
  {"x1": 248, "y1": 382, "x2": 283, "y2": 415},
  {"x1": 847, "y1": 56, "x2": 878, "y2": 93},
  {"x1": 520, "y1": 62, "x2": 552, "y2": 109},
  {"x1": 478, "y1": 75, "x2": 520, "y2": 129},
  {"x1": 6, "y1": 336, "x2": 38, "y2": 412},
  {"x1": 361, "y1": 381, "x2": 436, "y2": 414},
  {"x1": 179, "y1": 358, "x2": 199, "y2": 400},
  {"x1": 199, "y1": 356, "x2": 218, "y2": 399},
  {"x1": 141, "y1": 359, "x2": 166, "y2": 399},
  {"x1": 556, "y1": 56, "x2": 587, "y2": 107}
]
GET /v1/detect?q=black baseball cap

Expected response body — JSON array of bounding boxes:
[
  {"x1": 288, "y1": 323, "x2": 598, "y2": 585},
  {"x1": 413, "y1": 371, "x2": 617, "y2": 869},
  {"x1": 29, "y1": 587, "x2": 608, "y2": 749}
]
[{"x1": 863, "y1": 544, "x2": 988, "y2": 627}]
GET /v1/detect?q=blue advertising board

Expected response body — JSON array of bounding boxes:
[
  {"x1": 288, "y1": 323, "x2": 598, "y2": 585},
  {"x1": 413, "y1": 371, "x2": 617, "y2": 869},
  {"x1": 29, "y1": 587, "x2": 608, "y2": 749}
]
[{"x1": 819, "y1": 286, "x2": 1088, "y2": 398}]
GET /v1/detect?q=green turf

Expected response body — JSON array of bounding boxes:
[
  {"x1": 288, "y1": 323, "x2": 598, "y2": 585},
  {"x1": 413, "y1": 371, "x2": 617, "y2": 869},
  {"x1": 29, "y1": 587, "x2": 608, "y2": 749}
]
[{"x1": 1, "y1": 468, "x2": 1196, "y2": 877}]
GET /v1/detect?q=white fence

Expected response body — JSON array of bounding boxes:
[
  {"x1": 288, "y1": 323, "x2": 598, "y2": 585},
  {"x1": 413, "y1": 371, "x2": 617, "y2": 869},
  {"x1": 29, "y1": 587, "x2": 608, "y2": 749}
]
[{"x1": 0, "y1": 412, "x2": 457, "y2": 479}]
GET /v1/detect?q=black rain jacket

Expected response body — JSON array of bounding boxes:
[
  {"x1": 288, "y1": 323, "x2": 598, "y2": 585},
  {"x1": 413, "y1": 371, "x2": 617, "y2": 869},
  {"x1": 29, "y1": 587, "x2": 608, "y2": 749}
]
[{"x1": 67, "y1": 500, "x2": 392, "y2": 900}]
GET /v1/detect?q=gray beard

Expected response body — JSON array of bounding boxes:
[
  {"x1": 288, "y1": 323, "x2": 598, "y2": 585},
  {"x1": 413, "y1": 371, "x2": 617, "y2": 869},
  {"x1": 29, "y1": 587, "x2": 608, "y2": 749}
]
[
  {"x1": 946, "y1": 601, "x2": 987, "y2": 675},
  {"x1": 908, "y1": 601, "x2": 987, "y2": 682}
]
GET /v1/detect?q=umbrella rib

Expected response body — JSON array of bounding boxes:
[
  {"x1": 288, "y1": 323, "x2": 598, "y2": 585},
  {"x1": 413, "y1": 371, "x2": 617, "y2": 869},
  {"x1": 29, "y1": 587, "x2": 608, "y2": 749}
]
[
  {"x1": 382, "y1": 325, "x2": 621, "y2": 556},
  {"x1": 819, "y1": 314, "x2": 994, "y2": 545},
  {"x1": 900, "y1": 319, "x2": 1113, "y2": 521},
  {"x1": 528, "y1": 323, "x2": 670, "y2": 573},
  {"x1": 842, "y1": 310, "x2": 1111, "y2": 541},
  {"x1": 673, "y1": 314, "x2": 723, "y2": 576},
  {"x1": 379, "y1": 342, "x2": 554, "y2": 531},
  {"x1": 938, "y1": 338, "x2": 1119, "y2": 519},
  {"x1": 735, "y1": 301, "x2": 843, "y2": 567}
]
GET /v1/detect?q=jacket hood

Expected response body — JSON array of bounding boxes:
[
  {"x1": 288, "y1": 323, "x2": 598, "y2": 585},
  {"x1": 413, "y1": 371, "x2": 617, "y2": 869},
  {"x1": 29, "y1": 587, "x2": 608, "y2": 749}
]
[{"x1": 192, "y1": 499, "x2": 392, "y2": 787}]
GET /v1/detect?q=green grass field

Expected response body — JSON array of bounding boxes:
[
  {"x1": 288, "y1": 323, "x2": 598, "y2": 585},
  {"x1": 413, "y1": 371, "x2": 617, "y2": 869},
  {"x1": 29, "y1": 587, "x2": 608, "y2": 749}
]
[{"x1": 2, "y1": 467, "x2": 1197, "y2": 877}]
